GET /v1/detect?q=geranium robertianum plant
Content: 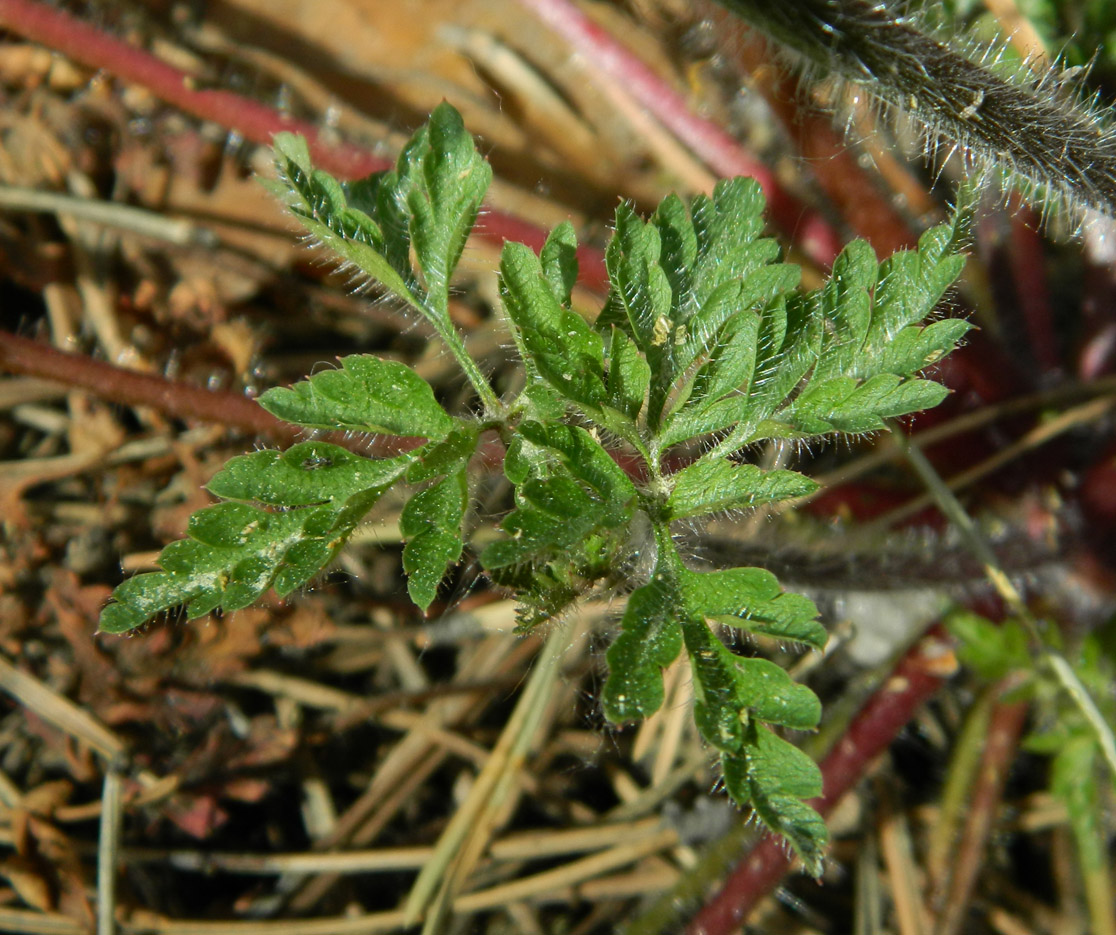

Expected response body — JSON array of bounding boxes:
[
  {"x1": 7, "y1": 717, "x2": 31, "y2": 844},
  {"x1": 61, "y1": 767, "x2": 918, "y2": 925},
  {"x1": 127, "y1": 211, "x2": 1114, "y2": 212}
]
[{"x1": 97, "y1": 102, "x2": 970, "y2": 872}]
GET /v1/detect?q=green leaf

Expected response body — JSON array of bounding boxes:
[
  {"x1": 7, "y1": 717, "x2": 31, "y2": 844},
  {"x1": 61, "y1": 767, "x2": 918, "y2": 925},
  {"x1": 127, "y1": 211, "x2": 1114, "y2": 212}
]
[
  {"x1": 517, "y1": 421, "x2": 637, "y2": 515},
  {"x1": 258, "y1": 354, "x2": 454, "y2": 440},
  {"x1": 666, "y1": 459, "x2": 818, "y2": 520},
  {"x1": 681, "y1": 617, "x2": 821, "y2": 752},
  {"x1": 606, "y1": 328, "x2": 651, "y2": 421},
  {"x1": 406, "y1": 424, "x2": 479, "y2": 484},
  {"x1": 1050, "y1": 734, "x2": 1107, "y2": 872},
  {"x1": 540, "y1": 220, "x2": 579, "y2": 308},
  {"x1": 271, "y1": 132, "x2": 420, "y2": 309},
  {"x1": 777, "y1": 373, "x2": 950, "y2": 435},
  {"x1": 946, "y1": 610, "x2": 1032, "y2": 682},
  {"x1": 400, "y1": 469, "x2": 468, "y2": 611},
  {"x1": 690, "y1": 178, "x2": 772, "y2": 307},
  {"x1": 99, "y1": 450, "x2": 409, "y2": 634},
  {"x1": 722, "y1": 725, "x2": 828, "y2": 876},
  {"x1": 602, "y1": 553, "x2": 687, "y2": 723},
  {"x1": 808, "y1": 238, "x2": 876, "y2": 384},
  {"x1": 207, "y1": 442, "x2": 405, "y2": 508},
  {"x1": 482, "y1": 474, "x2": 611, "y2": 569},
  {"x1": 685, "y1": 566, "x2": 827, "y2": 650},
  {"x1": 394, "y1": 101, "x2": 492, "y2": 314},
  {"x1": 651, "y1": 193, "x2": 697, "y2": 305},
  {"x1": 500, "y1": 241, "x2": 606, "y2": 410},
  {"x1": 605, "y1": 202, "x2": 675, "y2": 425}
]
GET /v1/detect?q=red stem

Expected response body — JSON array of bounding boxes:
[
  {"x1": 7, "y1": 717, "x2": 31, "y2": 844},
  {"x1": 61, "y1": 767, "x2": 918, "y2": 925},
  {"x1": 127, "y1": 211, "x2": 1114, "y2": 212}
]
[
  {"x1": 1009, "y1": 204, "x2": 1062, "y2": 376},
  {"x1": 0, "y1": 331, "x2": 296, "y2": 441},
  {"x1": 687, "y1": 629, "x2": 953, "y2": 935},
  {"x1": 0, "y1": 331, "x2": 423, "y2": 457},
  {"x1": 516, "y1": 0, "x2": 844, "y2": 267},
  {"x1": 0, "y1": 0, "x2": 610, "y2": 290}
]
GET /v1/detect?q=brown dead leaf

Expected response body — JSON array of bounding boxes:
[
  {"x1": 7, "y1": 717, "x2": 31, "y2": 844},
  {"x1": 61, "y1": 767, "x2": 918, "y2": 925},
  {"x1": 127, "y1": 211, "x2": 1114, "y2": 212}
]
[
  {"x1": 20, "y1": 781, "x2": 72, "y2": 818},
  {"x1": 225, "y1": 714, "x2": 298, "y2": 770},
  {"x1": 0, "y1": 855, "x2": 54, "y2": 912}
]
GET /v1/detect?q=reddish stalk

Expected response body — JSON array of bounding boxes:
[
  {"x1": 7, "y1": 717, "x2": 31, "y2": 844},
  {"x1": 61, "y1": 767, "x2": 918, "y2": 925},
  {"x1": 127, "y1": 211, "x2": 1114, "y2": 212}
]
[
  {"x1": 686, "y1": 629, "x2": 953, "y2": 935},
  {"x1": 0, "y1": 331, "x2": 297, "y2": 441},
  {"x1": 1009, "y1": 204, "x2": 1062, "y2": 376},
  {"x1": 0, "y1": 331, "x2": 420, "y2": 456},
  {"x1": 0, "y1": 0, "x2": 609, "y2": 290},
  {"x1": 516, "y1": 0, "x2": 844, "y2": 267}
]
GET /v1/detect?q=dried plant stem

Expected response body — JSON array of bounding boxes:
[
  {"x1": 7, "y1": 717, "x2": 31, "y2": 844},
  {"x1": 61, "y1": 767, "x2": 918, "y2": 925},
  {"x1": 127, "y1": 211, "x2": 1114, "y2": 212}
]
[
  {"x1": 404, "y1": 624, "x2": 569, "y2": 925},
  {"x1": 932, "y1": 686, "x2": 1029, "y2": 935},
  {"x1": 0, "y1": 331, "x2": 296, "y2": 443}
]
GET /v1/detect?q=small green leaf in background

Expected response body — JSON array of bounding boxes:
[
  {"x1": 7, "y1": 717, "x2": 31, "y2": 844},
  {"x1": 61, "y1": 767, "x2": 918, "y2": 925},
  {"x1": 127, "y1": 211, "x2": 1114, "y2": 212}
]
[
  {"x1": 946, "y1": 610, "x2": 1032, "y2": 682},
  {"x1": 259, "y1": 354, "x2": 454, "y2": 440}
]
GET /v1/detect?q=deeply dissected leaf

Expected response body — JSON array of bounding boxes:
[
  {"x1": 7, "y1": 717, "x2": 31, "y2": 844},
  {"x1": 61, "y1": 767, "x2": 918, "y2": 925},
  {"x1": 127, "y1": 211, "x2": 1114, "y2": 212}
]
[
  {"x1": 776, "y1": 372, "x2": 950, "y2": 435},
  {"x1": 406, "y1": 424, "x2": 480, "y2": 485},
  {"x1": 500, "y1": 241, "x2": 607, "y2": 411},
  {"x1": 666, "y1": 459, "x2": 818, "y2": 520},
  {"x1": 517, "y1": 421, "x2": 637, "y2": 514},
  {"x1": 400, "y1": 469, "x2": 468, "y2": 611},
  {"x1": 207, "y1": 442, "x2": 407, "y2": 508},
  {"x1": 99, "y1": 451, "x2": 410, "y2": 633},
  {"x1": 606, "y1": 328, "x2": 651, "y2": 421},
  {"x1": 482, "y1": 474, "x2": 613, "y2": 569},
  {"x1": 723, "y1": 738, "x2": 828, "y2": 876},
  {"x1": 105, "y1": 105, "x2": 977, "y2": 878},
  {"x1": 682, "y1": 618, "x2": 821, "y2": 751},
  {"x1": 393, "y1": 101, "x2": 492, "y2": 315},
  {"x1": 271, "y1": 133, "x2": 420, "y2": 309},
  {"x1": 540, "y1": 220, "x2": 579, "y2": 309},
  {"x1": 258, "y1": 355, "x2": 454, "y2": 440}
]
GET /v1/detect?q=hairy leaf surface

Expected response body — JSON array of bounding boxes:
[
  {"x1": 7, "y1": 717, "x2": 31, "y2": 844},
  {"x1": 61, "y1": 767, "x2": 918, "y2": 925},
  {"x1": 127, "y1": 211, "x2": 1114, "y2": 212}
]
[{"x1": 259, "y1": 355, "x2": 454, "y2": 440}]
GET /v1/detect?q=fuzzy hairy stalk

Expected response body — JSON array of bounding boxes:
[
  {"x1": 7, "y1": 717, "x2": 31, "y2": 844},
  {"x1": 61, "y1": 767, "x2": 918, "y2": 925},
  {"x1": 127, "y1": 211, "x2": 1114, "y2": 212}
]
[{"x1": 719, "y1": 0, "x2": 1116, "y2": 218}]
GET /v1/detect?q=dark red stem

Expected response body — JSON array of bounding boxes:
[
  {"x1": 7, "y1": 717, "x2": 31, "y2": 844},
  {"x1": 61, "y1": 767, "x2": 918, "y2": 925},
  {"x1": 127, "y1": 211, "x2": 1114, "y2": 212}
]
[
  {"x1": 0, "y1": 331, "x2": 298, "y2": 442},
  {"x1": 686, "y1": 629, "x2": 953, "y2": 935}
]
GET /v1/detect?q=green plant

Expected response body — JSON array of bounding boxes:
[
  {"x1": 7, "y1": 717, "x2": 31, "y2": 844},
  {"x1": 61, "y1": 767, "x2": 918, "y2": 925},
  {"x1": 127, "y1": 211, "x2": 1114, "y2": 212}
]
[
  {"x1": 946, "y1": 610, "x2": 1116, "y2": 934},
  {"x1": 96, "y1": 102, "x2": 971, "y2": 872}
]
